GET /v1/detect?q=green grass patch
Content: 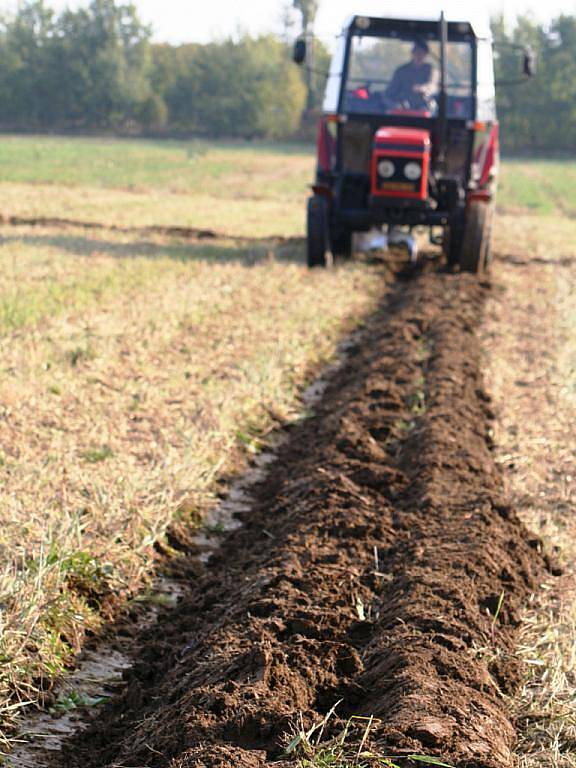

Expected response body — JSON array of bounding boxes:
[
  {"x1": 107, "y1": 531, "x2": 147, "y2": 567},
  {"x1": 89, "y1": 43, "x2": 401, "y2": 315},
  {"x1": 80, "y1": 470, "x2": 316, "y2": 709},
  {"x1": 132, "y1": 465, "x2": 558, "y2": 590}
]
[
  {"x1": 0, "y1": 137, "x2": 574, "y2": 229},
  {"x1": 81, "y1": 446, "x2": 114, "y2": 464},
  {"x1": 499, "y1": 159, "x2": 576, "y2": 217},
  {"x1": 52, "y1": 690, "x2": 110, "y2": 713},
  {"x1": 1, "y1": 136, "x2": 574, "y2": 218},
  {"x1": 0, "y1": 136, "x2": 314, "y2": 236},
  {"x1": 0, "y1": 230, "x2": 284, "y2": 333},
  {"x1": 0, "y1": 135, "x2": 312, "y2": 196},
  {"x1": 0, "y1": 259, "x2": 147, "y2": 332}
]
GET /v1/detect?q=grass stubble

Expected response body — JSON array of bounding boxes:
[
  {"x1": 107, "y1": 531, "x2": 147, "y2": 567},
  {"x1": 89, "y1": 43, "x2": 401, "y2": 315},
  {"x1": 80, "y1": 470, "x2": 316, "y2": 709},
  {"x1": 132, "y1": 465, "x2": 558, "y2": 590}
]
[
  {"x1": 0, "y1": 137, "x2": 314, "y2": 238},
  {"x1": 283, "y1": 706, "x2": 456, "y2": 768},
  {"x1": 0, "y1": 221, "x2": 384, "y2": 750},
  {"x1": 486, "y1": 210, "x2": 576, "y2": 768},
  {"x1": 0, "y1": 137, "x2": 377, "y2": 749},
  {"x1": 0, "y1": 138, "x2": 574, "y2": 763}
]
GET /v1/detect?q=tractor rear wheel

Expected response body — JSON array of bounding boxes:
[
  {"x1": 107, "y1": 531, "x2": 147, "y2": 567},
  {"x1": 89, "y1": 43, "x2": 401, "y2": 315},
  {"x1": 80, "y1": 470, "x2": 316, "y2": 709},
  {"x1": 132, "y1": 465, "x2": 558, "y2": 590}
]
[
  {"x1": 307, "y1": 195, "x2": 333, "y2": 268},
  {"x1": 459, "y1": 201, "x2": 494, "y2": 274},
  {"x1": 331, "y1": 228, "x2": 353, "y2": 261},
  {"x1": 481, "y1": 203, "x2": 495, "y2": 271}
]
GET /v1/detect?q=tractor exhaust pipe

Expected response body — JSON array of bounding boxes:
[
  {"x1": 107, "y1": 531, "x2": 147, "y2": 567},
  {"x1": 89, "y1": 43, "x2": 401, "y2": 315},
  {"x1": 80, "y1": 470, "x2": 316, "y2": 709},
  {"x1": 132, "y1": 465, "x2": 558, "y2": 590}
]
[{"x1": 437, "y1": 11, "x2": 448, "y2": 173}]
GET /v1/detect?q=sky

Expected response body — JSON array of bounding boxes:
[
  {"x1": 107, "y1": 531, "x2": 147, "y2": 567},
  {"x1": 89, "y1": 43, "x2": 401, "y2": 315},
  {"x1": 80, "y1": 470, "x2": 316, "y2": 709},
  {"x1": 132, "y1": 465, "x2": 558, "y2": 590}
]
[{"x1": 20, "y1": 0, "x2": 576, "y2": 44}]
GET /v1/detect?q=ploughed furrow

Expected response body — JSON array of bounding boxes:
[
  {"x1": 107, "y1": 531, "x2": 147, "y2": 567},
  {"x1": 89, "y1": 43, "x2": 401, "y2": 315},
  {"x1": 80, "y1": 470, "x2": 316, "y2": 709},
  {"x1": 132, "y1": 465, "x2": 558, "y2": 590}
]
[{"x1": 58, "y1": 270, "x2": 544, "y2": 768}]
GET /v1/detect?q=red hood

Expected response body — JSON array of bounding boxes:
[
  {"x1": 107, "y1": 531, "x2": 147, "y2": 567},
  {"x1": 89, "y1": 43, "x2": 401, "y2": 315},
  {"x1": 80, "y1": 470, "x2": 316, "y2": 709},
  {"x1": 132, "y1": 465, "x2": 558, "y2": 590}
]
[{"x1": 375, "y1": 127, "x2": 431, "y2": 149}]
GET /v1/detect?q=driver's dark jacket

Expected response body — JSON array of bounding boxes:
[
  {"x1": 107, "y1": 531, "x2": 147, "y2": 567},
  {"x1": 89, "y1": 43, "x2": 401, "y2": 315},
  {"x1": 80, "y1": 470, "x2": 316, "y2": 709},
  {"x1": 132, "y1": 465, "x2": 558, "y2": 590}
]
[{"x1": 385, "y1": 62, "x2": 437, "y2": 109}]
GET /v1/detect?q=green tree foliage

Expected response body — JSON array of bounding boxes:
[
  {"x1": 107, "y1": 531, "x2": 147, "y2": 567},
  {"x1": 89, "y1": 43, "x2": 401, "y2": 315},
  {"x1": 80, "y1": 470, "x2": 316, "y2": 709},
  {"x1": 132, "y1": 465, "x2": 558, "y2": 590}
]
[
  {"x1": 154, "y1": 35, "x2": 306, "y2": 138},
  {"x1": 3, "y1": 2, "x2": 576, "y2": 148},
  {"x1": 55, "y1": 0, "x2": 153, "y2": 128},
  {"x1": 494, "y1": 13, "x2": 576, "y2": 151},
  {"x1": 0, "y1": 2, "x2": 306, "y2": 137},
  {"x1": 0, "y1": 0, "x2": 153, "y2": 129},
  {"x1": 0, "y1": 1, "x2": 57, "y2": 125}
]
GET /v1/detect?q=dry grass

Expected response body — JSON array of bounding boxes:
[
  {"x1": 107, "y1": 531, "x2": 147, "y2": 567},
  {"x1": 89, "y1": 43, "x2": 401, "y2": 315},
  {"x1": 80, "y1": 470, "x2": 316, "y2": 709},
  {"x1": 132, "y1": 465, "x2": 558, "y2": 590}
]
[
  {"x1": 0, "y1": 139, "x2": 322, "y2": 746},
  {"x1": 283, "y1": 708, "x2": 455, "y2": 768},
  {"x1": 0, "y1": 219, "x2": 384, "y2": 744},
  {"x1": 0, "y1": 227, "x2": 195, "y2": 330},
  {"x1": 0, "y1": 182, "x2": 307, "y2": 237},
  {"x1": 485, "y1": 212, "x2": 576, "y2": 768},
  {"x1": 0, "y1": 138, "x2": 313, "y2": 237}
]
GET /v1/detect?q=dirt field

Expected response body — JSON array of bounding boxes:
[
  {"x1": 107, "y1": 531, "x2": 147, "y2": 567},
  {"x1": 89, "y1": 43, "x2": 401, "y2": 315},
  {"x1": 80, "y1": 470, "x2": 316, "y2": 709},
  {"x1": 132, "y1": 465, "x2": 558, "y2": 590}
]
[
  {"x1": 0, "y1": 139, "x2": 575, "y2": 767},
  {"x1": 48, "y1": 263, "x2": 546, "y2": 768}
]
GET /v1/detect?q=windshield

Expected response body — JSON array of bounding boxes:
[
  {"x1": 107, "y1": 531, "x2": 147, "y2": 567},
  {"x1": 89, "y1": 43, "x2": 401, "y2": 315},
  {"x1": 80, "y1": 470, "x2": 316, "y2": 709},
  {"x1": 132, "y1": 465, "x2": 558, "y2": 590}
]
[{"x1": 343, "y1": 33, "x2": 474, "y2": 119}]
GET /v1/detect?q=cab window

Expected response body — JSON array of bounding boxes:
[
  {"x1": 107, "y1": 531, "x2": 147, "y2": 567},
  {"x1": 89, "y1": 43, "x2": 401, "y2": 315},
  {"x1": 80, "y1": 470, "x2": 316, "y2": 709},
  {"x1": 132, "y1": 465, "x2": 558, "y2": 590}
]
[{"x1": 344, "y1": 33, "x2": 474, "y2": 119}]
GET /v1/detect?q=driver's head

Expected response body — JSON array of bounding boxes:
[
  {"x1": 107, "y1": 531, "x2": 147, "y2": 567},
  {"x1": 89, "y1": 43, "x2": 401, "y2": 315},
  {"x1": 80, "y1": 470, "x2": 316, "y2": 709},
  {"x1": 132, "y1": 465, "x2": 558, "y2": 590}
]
[{"x1": 412, "y1": 39, "x2": 429, "y2": 64}]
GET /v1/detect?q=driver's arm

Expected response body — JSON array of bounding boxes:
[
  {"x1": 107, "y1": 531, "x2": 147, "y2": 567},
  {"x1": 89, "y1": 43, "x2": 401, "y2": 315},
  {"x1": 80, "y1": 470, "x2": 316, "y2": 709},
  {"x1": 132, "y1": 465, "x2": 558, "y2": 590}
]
[{"x1": 414, "y1": 64, "x2": 439, "y2": 97}]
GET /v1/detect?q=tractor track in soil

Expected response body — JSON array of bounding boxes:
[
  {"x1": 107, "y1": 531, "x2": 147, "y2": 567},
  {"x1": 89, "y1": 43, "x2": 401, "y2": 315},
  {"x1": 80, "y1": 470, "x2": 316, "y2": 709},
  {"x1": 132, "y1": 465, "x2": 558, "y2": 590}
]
[
  {"x1": 49, "y1": 265, "x2": 545, "y2": 768},
  {"x1": 0, "y1": 214, "x2": 297, "y2": 244}
]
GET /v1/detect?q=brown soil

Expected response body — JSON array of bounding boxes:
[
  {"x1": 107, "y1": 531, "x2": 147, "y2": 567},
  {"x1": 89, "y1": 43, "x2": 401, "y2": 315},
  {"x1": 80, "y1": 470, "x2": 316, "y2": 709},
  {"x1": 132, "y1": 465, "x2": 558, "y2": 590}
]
[{"x1": 54, "y1": 267, "x2": 545, "y2": 768}]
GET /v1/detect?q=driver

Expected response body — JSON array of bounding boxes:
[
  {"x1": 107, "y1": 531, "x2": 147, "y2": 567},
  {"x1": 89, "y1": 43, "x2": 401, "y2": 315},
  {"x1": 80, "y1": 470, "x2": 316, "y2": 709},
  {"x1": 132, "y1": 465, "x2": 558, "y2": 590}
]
[{"x1": 385, "y1": 39, "x2": 439, "y2": 110}]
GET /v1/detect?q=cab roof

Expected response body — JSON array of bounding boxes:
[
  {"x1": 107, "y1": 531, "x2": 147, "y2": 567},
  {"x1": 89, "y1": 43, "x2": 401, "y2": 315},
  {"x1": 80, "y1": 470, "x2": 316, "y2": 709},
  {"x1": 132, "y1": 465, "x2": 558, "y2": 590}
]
[{"x1": 342, "y1": 7, "x2": 492, "y2": 39}]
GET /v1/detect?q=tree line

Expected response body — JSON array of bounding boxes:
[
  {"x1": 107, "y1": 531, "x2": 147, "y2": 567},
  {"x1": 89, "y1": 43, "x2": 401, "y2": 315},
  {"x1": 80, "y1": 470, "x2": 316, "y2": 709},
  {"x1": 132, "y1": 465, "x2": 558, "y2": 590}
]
[
  {"x1": 0, "y1": 0, "x2": 574, "y2": 150},
  {"x1": 493, "y1": 13, "x2": 576, "y2": 151},
  {"x1": 0, "y1": 0, "x2": 312, "y2": 138}
]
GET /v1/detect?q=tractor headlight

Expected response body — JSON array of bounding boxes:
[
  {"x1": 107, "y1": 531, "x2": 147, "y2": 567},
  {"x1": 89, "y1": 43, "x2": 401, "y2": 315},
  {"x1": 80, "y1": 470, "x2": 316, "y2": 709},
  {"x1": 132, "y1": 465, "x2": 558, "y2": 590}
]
[
  {"x1": 404, "y1": 162, "x2": 422, "y2": 181},
  {"x1": 378, "y1": 160, "x2": 395, "y2": 179}
]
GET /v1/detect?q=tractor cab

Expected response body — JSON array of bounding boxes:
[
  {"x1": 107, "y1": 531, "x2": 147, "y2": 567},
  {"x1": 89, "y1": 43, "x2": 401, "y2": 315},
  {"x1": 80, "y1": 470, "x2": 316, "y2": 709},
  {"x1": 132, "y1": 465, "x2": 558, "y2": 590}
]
[{"x1": 296, "y1": 11, "x2": 501, "y2": 272}]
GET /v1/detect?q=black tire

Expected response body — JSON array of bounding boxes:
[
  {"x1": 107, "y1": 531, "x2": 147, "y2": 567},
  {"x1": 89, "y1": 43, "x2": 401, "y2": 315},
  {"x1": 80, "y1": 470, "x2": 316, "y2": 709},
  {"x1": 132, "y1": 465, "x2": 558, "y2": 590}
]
[
  {"x1": 459, "y1": 201, "x2": 493, "y2": 274},
  {"x1": 443, "y1": 220, "x2": 464, "y2": 268},
  {"x1": 331, "y1": 228, "x2": 353, "y2": 261},
  {"x1": 307, "y1": 195, "x2": 332, "y2": 268},
  {"x1": 481, "y1": 203, "x2": 495, "y2": 271}
]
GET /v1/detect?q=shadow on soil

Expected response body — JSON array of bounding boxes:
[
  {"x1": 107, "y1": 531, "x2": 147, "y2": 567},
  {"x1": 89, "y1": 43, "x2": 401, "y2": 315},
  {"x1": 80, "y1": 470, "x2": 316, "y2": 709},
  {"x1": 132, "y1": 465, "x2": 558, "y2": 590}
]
[
  {"x1": 497, "y1": 253, "x2": 576, "y2": 268},
  {"x1": 1, "y1": 232, "x2": 306, "y2": 265}
]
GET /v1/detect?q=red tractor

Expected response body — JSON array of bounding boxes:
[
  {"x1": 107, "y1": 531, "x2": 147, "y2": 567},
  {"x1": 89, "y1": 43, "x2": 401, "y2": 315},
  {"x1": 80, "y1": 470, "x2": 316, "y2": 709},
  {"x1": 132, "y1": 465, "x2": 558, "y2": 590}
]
[{"x1": 294, "y1": 11, "x2": 533, "y2": 271}]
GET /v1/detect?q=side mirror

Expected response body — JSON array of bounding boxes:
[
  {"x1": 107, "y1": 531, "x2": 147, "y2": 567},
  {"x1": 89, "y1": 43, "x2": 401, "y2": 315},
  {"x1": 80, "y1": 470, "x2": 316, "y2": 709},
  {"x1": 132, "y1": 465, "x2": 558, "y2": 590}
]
[
  {"x1": 523, "y1": 48, "x2": 536, "y2": 77},
  {"x1": 293, "y1": 38, "x2": 307, "y2": 65}
]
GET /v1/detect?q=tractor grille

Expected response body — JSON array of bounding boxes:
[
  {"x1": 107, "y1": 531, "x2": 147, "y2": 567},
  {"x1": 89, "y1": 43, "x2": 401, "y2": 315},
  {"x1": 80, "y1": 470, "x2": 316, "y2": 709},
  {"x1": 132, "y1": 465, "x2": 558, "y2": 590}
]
[
  {"x1": 340, "y1": 174, "x2": 370, "y2": 209},
  {"x1": 341, "y1": 122, "x2": 372, "y2": 173}
]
